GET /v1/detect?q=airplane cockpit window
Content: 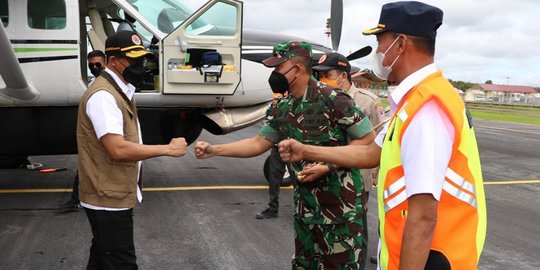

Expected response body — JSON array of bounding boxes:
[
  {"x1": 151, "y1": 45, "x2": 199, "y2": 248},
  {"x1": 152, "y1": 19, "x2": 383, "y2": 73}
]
[
  {"x1": 185, "y1": 2, "x2": 236, "y2": 36},
  {"x1": 27, "y1": 0, "x2": 66, "y2": 30},
  {"x1": 0, "y1": 0, "x2": 8, "y2": 27},
  {"x1": 123, "y1": 0, "x2": 211, "y2": 40}
]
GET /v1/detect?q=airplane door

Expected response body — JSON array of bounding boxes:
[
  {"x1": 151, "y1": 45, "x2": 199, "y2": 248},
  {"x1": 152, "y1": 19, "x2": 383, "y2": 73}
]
[{"x1": 162, "y1": 0, "x2": 242, "y2": 95}]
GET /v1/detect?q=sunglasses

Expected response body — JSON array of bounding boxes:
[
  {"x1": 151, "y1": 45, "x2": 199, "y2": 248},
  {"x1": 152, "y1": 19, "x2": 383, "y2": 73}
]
[{"x1": 88, "y1": 62, "x2": 103, "y2": 69}]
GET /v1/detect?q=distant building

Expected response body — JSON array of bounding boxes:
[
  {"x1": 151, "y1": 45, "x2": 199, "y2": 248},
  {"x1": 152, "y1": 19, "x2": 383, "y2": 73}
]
[
  {"x1": 463, "y1": 89, "x2": 487, "y2": 102},
  {"x1": 464, "y1": 84, "x2": 536, "y2": 103}
]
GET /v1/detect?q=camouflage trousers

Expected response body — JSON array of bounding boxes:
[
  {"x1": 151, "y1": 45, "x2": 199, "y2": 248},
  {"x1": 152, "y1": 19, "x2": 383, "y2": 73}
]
[{"x1": 292, "y1": 217, "x2": 366, "y2": 270}]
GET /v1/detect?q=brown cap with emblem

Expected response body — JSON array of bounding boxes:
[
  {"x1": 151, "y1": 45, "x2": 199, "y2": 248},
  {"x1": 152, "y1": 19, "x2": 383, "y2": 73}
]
[{"x1": 105, "y1": 30, "x2": 153, "y2": 59}]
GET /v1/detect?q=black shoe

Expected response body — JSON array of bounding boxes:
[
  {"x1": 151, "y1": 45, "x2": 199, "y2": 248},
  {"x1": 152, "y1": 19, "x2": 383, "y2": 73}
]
[
  {"x1": 255, "y1": 208, "x2": 278, "y2": 219},
  {"x1": 370, "y1": 256, "x2": 377, "y2": 264},
  {"x1": 60, "y1": 199, "x2": 80, "y2": 209}
]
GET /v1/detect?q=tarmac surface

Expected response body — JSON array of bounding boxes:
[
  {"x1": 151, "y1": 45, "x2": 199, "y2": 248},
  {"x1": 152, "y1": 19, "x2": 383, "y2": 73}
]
[{"x1": 0, "y1": 119, "x2": 539, "y2": 270}]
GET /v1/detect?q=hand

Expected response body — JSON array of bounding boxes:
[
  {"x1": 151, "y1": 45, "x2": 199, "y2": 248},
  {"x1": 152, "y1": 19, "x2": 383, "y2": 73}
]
[
  {"x1": 278, "y1": 139, "x2": 305, "y2": 162},
  {"x1": 371, "y1": 169, "x2": 379, "y2": 186},
  {"x1": 194, "y1": 141, "x2": 215, "y2": 159},
  {"x1": 297, "y1": 163, "x2": 329, "y2": 183},
  {"x1": 168, "y1": 137, "x2": 187, "y2": 157}
]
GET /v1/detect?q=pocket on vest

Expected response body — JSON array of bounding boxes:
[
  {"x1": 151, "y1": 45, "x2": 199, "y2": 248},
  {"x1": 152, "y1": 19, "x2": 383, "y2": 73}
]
[
  {"x1": 96, "y1": 161, "x2": 137, "y2": 199},
  {"x1": 99, "y1": 184, "x2": 131, "y2": 199}
]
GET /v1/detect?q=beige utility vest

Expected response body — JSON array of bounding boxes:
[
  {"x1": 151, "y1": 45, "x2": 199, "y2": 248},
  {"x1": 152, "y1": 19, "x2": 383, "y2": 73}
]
[{"x1": 77, "y1": 72, "x2": 140, "y2": 208}]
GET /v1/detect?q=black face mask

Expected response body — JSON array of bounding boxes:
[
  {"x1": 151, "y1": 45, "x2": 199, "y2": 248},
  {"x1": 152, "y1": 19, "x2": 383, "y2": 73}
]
[
  {"x1": 122, "y1": 61, "x2": 145, "y2": 86},
  {"x1": 268, "y1": 66, "x2": 296, "y2": 94},
  {"x1": 88, "y1": 63, "x2": 103, "y2": 77}
]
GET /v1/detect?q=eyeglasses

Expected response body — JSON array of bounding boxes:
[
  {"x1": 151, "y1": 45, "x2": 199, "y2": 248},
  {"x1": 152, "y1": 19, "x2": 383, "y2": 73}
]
[{"x1": 88, "y1": 62, "x2": 103, "y2": 69}]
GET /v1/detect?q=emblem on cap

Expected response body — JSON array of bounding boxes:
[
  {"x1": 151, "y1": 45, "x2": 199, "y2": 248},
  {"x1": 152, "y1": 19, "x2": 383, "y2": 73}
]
[
  {"x1": 131, "y1": 34, "x2": 142, "y2": 45},
  {"x1": 318, "y1": 54, "x2": 327, "y2": 64}
]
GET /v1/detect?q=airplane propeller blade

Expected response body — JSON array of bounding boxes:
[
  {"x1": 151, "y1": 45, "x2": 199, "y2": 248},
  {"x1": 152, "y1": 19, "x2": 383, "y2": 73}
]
[
  {"x1": 330, "y1": 0, "x2": 343, "y2": 51},
  {"x1": 346, "y1": 46, "x2": 372, "y2": 61}
]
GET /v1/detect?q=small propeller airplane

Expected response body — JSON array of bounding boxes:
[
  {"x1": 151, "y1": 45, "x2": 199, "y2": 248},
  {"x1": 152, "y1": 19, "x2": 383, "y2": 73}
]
[{"x1": 0, "y1": 0, "x2": 371, "y2": 167}]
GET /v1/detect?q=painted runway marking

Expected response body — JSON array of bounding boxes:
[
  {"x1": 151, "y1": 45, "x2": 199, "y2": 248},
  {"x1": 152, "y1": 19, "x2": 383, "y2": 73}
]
[
  {"x1": 0, "y1": 185, "x2": 294, "y2": 193},
  {"x1": 1, "y1": 181, "x2": 539, "y2": 193},
  {"x1": 476, "y1": 125, "x2": 540, "y2": 135},
  {"x1": 484, "y1": 180, "x2": 540, "y2": 185},
  {"x1": 143, "y1": 185, "x2": 294, "y2": 191}
]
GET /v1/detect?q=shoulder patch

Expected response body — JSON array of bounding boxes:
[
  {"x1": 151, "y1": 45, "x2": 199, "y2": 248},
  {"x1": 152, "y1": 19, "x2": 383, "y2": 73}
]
[{"x1": 375, "y1": 103, "x2": 386, "y2": 118}]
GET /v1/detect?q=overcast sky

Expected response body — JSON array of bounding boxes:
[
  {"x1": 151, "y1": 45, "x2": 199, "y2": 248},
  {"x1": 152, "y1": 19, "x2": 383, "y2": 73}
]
[{"x1": 238, "y1": 0, "x2": 540, "y2": 87}]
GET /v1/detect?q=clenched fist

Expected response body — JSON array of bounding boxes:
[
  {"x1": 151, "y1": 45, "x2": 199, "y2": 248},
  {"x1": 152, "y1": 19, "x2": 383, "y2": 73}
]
[
  {"x1": 278, "y1": 139, "x2": 305, "y2": 163},
  {"x1": 194, "y1": 141, "x2": 215, "y2": 159},
  {"x1": 168, "y1": 137, "x2": 187, "y2": 157}
]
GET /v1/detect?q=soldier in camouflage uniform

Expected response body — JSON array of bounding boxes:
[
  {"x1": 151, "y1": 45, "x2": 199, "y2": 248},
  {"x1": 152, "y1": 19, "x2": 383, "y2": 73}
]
[{"x1": 194, "y1": 40, "x2": 375, "y2": 269}]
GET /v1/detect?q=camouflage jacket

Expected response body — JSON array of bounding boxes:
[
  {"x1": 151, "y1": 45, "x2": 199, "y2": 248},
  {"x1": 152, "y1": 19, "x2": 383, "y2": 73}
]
[{"x1": 259, "y1": 78, "x2": 373, "y2": 224}]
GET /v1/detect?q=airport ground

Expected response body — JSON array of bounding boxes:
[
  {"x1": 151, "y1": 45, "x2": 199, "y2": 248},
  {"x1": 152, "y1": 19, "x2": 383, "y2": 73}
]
[
  {"x1": 0, "y1": 119, "x2": 539, "y2": 269},
  {"x1": 468, "y1": 102, "x2": 540, "y2": 126}
]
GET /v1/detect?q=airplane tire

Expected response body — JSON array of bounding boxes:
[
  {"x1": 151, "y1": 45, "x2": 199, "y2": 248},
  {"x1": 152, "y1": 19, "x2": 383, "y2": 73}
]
[{"x1": 0, "y1": 156, "x2": 29, "y2": 169}]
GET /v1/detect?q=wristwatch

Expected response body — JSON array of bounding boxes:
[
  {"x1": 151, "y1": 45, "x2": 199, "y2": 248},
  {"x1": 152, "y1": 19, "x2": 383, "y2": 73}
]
[{"x1": 326, "y1": 163, "x2": 336, "y2": 174}]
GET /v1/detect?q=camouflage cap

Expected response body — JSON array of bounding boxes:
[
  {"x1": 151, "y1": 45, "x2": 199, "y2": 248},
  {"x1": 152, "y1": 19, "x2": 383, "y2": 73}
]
[{"x1": 262, "y1": 40, "x2": 312, "y2": 67}]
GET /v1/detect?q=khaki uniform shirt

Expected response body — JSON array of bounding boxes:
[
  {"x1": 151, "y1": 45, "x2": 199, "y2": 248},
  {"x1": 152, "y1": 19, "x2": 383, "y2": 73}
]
[{"x1": 347, "y1": 84, "x2": 387, "y2": 190}]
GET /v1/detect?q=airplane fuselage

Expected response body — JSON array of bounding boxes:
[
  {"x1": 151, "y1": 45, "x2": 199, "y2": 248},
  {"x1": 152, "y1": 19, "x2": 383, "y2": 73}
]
[{"x1": 0, "y1": 0, "x2": 330, "y2": 158}]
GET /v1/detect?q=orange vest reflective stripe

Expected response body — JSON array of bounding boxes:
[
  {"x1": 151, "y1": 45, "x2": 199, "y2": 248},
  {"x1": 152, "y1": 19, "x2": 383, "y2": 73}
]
[{"x1": 378, "y1": 71, "x2": 487, "y2": 270}]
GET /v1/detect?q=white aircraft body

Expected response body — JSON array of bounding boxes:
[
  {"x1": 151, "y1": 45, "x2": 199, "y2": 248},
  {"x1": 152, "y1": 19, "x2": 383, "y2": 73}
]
[{"x1": 0, "y1": 0, "x2": 333, "y2": 165}]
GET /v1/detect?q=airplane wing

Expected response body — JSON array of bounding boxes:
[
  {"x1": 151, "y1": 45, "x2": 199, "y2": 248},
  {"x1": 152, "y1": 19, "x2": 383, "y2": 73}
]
[
  {"x1": 241, "y1": 29, "x2": 332, "y2": 65},
  {"x1": 0, "y1": 22, "x2": 40, "y2": 103}
]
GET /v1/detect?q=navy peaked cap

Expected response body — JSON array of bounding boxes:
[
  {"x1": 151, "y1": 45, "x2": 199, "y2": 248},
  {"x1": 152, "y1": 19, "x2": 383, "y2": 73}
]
[{"x1": 363, "y1": 1, "x2": 443, "y2": 38}]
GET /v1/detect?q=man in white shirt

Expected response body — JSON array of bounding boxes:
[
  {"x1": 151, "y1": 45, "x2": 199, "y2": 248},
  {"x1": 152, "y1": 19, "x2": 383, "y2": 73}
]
[
  {"x1": 278, "y1": 2, "x2": 486, "y2": 269},
  {"x1": 77, "y1": 31, "x2": 187, "y2": 269},
  {"x1": 88, "y1": 50, "x2": 106, "y2": 85}
]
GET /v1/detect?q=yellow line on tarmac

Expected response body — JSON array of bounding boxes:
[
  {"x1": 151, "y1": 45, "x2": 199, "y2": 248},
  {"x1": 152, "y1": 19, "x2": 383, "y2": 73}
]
[
  {"x1": 0, "y1": 185, "x2": 294, "y2": 194},
  {"x1": 0, "y1": 181, "x2": 538, "y2": 194},
  {"x1": 484, "y1": 180, "x2": 540, "y2": 185},
  {"x1": 143, "y1": 185, "x2": 294, "y2": 192},
  {"x1": 0, "y1": 188, "x2": 72, "y2": 193}
]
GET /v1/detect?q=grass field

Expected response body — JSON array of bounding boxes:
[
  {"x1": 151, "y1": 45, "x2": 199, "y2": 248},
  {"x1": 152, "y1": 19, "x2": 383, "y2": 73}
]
[
  {"x1": 466, "y1": 103, "x2": 540, "y2": 126},
  {"x1": 379, "y1": 99, "x2": 540, "y2": 126}
]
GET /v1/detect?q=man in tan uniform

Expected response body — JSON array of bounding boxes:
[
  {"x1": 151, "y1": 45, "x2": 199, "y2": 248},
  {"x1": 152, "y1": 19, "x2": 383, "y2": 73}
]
[{"x1": 314, "y1": 52, "x2": 386, "y2": 193}]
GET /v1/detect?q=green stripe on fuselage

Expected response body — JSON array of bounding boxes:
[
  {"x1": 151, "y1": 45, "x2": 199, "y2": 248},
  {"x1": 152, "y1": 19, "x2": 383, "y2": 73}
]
[{"x1": 14, "y1": 47, "x2": 78, "y2": 53}]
